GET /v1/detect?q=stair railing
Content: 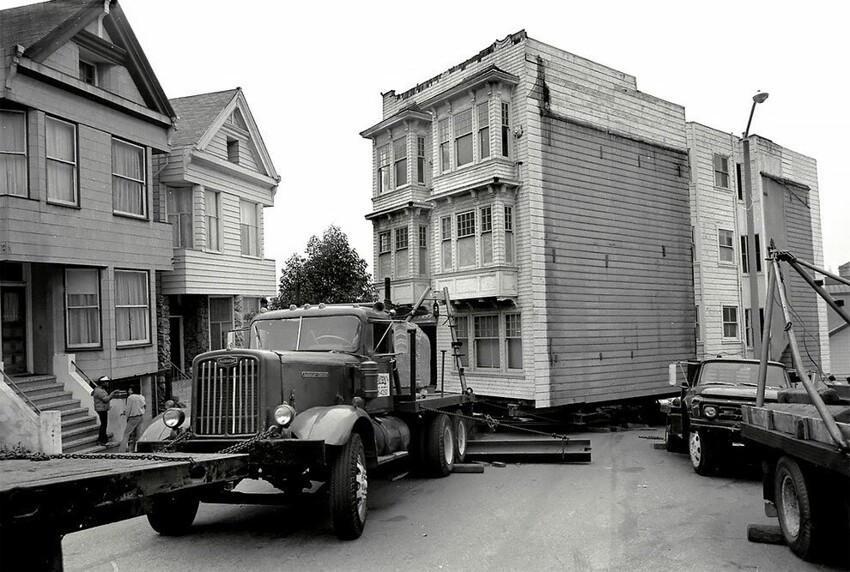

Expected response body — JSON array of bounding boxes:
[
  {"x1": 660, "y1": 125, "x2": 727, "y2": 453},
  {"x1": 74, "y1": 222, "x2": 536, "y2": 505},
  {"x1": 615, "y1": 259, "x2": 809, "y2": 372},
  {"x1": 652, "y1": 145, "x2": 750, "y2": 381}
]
[
  {"x1": 1, "y1": 369, "x2": 41, "y2": 413},
  {"x1": 71, "y1": 361, "x2": 95, "y2": 387},
  {"x1": 169, "y1": 360, "x2": 191, "y2": 381}
]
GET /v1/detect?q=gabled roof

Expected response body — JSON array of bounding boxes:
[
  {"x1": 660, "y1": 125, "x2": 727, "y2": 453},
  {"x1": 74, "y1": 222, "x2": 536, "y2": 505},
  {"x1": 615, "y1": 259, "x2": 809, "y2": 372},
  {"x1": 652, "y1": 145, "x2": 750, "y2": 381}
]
[
  {"x1": 169, "y1": 87, "x2": 279, "y2": 182},
  {"x1": 0, "y1": 0, "x2": 174, "y2": 120}
]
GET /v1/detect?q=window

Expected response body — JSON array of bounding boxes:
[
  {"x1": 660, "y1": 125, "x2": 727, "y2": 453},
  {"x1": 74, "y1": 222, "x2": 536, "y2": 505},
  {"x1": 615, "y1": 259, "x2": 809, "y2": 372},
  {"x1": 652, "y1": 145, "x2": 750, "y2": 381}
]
[
  {"x1": 417, "y1": 136, "x2": 426, "y2": 184},
  {"x1": 474, "y1": 315, "x2": 500, "y2": 368},
  {"x1": 227, "y1": 139, "x2": 239, "y2": 164},
  {"x1": 754, "y1": 234, "x2": 762, "y2": 272},
  {"x1": 454, "y1": 109, "x2": 473, "y2": 167},
  {"x1": 205, "y1": 191, "x2": 220, "y2": 251},
  {"x1": 480, "y1": 206, "x2": 493, "y2": 264},
  {"x1": 740, "y1": 234, "x2": 762, "y2": 273},
  {"x1": 745, "y1": 308, "x2": 752, "y2": 347},
  {"x1": 0, "y1": 110, "x2": 27, "y2": 196},
  {"x1": 439, "y1": 118, "x2": 450, "y2": 173},
  {"x1": 477, "y1": 103, "x2": 490, "y2": 160},
  {"x1": 736, "y1": 163, "x2": 744, "y2": 201},
  {"x1": 718, "y1": 229, "x2": 734, "y2": 263},
  {"x1": 419, "y1": 225, "x2": 428, "y2": 276},
  {"x1": 79, "y1": 61, "x2": 96, "y2": 85},
  {"x1": 167, "y1": 187, "x2": 193, "y2": 248},
  {"x1": 46, "y1": 117, "x2": 77, "y2": 205},
  {"x1": 378, "y1": 231, "x2": 392, "y2": 280},
  {"x1": 714, "y1": 154, "x2": 729, "y2": 188},
  {"x1": 395, "y1": 227, "x2": 409, "y2": 278},
  {"x1": 504, "y1": 206, "x2": 515, "y2": 264},
  {"x1": 722, "y1": 306, "x2": 738, "y2": 339},
  {"x1": 241, "y1": 200, "x2": 259, "y2": 257},
  {"x1": 393, "y1": 138, "x2": 407, "y2": 187},
  {"x1": 456, "y1": 316, "x2": 469, "y2": 367},
  {"x1": 242, "y1": 297, "x2": 260, "y2": 322},
  {"x1": 209, "y1": 297, "x2": 233, "y2": 351},
  {"x1": 501, "y1": 102, "x2": 510, "y2": 157},
  {"x1": 505, "y1": 313, "x2": 522, "y2": 369},
  {"x1": 441, "y1": 216, "x2": 452, "y2": 270},
  {"x1": 115, "y1": 270, "x2": 149, "y2": 345},
  {"x1": 65, "y1": 268, "x2": 100, "y2": 348},
  {"x1": 112, "y1": 138, "x2": 146, "y2": 217},
  {"x1": 457, "y1": 211, "x2": 476, "y2": 267},
  {"x1": 377, "y1": 144, "x2": 390, "y2": 193}
]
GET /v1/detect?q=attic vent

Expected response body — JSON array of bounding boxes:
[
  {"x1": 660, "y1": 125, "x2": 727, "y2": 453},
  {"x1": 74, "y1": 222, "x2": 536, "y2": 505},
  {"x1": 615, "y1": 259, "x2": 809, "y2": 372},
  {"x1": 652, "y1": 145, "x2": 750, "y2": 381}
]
[{"x1": 227, "y1": 139, "x2": 239, "y2": 164}]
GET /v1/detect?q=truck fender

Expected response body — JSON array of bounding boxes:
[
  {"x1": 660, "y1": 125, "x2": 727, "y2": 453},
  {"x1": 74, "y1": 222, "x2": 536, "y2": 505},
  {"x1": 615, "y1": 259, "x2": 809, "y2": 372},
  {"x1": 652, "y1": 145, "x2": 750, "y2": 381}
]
[{"x1": 290, "y1": 405, "x2": 375, "y2": 450}]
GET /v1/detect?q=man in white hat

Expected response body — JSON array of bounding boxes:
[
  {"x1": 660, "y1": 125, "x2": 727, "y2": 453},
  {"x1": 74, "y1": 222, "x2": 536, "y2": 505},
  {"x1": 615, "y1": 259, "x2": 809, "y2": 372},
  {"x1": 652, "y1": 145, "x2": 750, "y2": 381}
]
[{"x1": 91, "y1": 376, "x2": 119, "y2": 446}]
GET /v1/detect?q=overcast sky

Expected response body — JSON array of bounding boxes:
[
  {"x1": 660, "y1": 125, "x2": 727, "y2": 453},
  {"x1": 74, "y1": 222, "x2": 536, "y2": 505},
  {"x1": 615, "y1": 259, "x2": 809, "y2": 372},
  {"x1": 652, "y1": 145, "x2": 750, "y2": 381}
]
[{"x1": 5, "y1": 0, "x2": 849, "y2": 279}]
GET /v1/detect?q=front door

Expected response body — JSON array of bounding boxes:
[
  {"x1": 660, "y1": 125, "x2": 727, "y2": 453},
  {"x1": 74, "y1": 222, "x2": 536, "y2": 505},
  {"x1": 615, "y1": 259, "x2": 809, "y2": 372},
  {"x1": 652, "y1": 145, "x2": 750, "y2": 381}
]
[{"x1": 1, "y1": 287, "x2": 27, "y2": 374}]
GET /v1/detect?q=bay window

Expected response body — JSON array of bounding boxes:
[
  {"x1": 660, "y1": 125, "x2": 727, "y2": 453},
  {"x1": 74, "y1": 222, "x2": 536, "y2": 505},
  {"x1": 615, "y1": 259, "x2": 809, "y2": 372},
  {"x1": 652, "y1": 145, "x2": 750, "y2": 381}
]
[
  {"x1": 477, "y1": 103, "x2": 490, "y2": 160},
  {"x1": 46, "y1": 117, "x2": 77, "y2": 205},
  {"x1": 417, "y1": 136, "x2": 426, "y2": 183},
  {"x1": 115, "y1": 270, "x2": 149, "y2": 345},
  {"x1": 501, "y1": 102, "x2": 510, "y2": 157},
  {"x1": 377, "y1": 144, "x2": 390, "y2": 193},
  {"x1": 454, "y1": 109, "x2": 473, "y2": 167},
  {"x1": 480, "y1": 206, "x2": 493, "y2": 264},
  {"x1": 504, "y1": 206, "x2": 515, "y2": 264},
  {"x1": 457, "y1": 211, "x2": 476, "y2": 267},
  {"x1": 112, "y1": 138, "x2": 146, "y2": 217},
  {"x1": 65, "y1": 268, "x2": 101, "y2": 348},
  {"x1": 0, "y1": 110, "x2": 27, "y2": 196},
  {"x1": 393, "y1": 137, "x2": 407, "y2": 187}
]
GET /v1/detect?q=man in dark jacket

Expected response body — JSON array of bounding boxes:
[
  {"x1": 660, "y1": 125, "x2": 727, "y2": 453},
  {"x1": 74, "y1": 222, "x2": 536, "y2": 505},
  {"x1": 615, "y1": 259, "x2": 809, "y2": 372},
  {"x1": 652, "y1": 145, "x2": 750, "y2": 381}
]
[{"x1": 91, "y1": 376, "x2": 119, "y2": 446}]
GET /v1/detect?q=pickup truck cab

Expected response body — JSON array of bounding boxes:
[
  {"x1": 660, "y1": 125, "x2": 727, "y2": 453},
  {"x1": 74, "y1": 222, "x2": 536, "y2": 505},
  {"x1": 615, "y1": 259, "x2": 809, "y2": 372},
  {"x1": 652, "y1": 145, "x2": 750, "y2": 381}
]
[{"x1": 662, "y1": 358, "x2": 792, "y2": 475}]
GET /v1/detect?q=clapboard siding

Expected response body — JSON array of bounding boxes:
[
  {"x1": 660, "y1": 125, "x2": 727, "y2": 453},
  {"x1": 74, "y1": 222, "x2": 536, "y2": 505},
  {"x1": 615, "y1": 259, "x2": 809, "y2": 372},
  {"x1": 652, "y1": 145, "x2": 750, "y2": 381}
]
[
  {"x1": 540, "y1": 116, "x2": 693, "y2": 406},
  {"x1": 160, "y1": 250, "x2": 276, "y2": 296}
]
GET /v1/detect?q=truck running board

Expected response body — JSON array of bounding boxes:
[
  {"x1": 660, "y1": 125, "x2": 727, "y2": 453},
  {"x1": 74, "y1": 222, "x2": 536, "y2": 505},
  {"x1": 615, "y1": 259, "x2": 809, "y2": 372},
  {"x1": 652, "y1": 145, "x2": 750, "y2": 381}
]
[{"x1": 465, "y1": 436, "x2": 592, "y2": 463}]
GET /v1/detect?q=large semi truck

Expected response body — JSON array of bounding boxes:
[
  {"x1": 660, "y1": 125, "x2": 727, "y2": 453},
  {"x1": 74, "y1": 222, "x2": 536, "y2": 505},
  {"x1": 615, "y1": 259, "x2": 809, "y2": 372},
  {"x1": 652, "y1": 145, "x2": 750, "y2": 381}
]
[{"x1": 138, "y1": 301, "x2": 473, "y2": 539}]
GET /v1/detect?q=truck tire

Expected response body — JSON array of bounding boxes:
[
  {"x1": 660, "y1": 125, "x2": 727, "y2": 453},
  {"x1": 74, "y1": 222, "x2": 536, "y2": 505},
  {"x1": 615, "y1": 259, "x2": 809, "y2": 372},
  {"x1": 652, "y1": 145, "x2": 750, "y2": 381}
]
[
  {"x1": 664, "y1": 421, "x2": 683, "y2": 453},
  {"x1": 689, "y1": 429, "x2": 716, "y2": 476},
  {"x1": 426, "y1": 413, "x2": 455, "y2": 477},
  {"x1": 145, "y1": 491, "x2": 200, "y2": 536},
  {"x1": 453, "y1": 409, "x2": 467, "y2": 464},
  {"x1": 775, "y1": 456, "x2": 820, "y2": 561},
  {"x1": 330, "y1": 432, "x2": 368, "y2": 540}
]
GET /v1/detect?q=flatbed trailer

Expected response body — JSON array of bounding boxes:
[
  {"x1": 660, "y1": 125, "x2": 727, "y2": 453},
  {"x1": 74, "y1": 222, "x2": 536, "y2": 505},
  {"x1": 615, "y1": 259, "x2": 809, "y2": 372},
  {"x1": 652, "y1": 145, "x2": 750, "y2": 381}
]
[{"x1": 0, "y1": 452, "x2": 248, "y2": 571}]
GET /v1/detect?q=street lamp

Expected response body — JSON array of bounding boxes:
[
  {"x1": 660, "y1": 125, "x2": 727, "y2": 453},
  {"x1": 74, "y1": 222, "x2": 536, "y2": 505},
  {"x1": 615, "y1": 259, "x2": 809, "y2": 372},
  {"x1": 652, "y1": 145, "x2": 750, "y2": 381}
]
[{"x1": 743, "y1": 91, "x2": 769, "y2": 356}]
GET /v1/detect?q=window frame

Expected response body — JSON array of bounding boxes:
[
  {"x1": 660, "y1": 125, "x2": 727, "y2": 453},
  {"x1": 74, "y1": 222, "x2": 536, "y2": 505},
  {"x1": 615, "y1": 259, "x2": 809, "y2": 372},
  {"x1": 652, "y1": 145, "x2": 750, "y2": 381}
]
[
  {"x1": 114, "y1": 269, "x2": 151, "y2": 347},
  {"x1": 79, "y1": 60, "x2": 97, "y2": 85},
  {"x1": 480, "y1": 205, "x2": 493, "y2": 265},
  {"x1": 111, "y1": 137, "x2": 147, "y2": 219},
  {"x1": 454, "y1": 108, "x2": 473, "y2": 168},
  {"x1": 473, "y1": 314, "x2": 500, "y2": 369},
  {"x1": 456, "y1": 210, "x2": 476, "y2": 268},
  {"x1": 718, "y1": 229, "x2": 735, "y2": 264},
  {"x1": 477, "y1": 102, "x2": 490, "y2": 160},
  {"x1": 0, "y1": 109, "x2": 28, "y2": 197},
  {"x1": 505, "y1": 313, "x2": 523, "y2": 370},
  {"x1": 393, "y1": 137, "x2": 408, "y2": 188},
  {"x1": 441, "y1": 216, "x2": 453, "y2": 270},
  {"x1": 504, "y1": 205, "x2": 515, "y2": 264},
  {"x1": 46, "y1": 115, "x2": 78, "y2": 206},
  {"x1": 205, "y1": 190, "x2": 221, "y2": 252},
  {"x1": 713, "y1": 154, "x2": 730, "y2": 189},
  {"x1": 438, "y1": 118, "x2": 450, "y2": 173},
  {"x1": 500, "y1": 102, "x2": 510, "y2": 157},
  {"x1": 736, "y1": 162, "x2": 744, "y2": 201},
  {"x1": 209, "y1": 295, "x2": 234, "y2": 351},
  {"x1": 722, "y1": 305, "x2": 739, "y2": 340},
  {"x1": 394, "y1": 226, "x2": 409, "y2": 278},
  {"x1": 64, "y1": 267, "x2": 102, "y2": 350},
  {"x1": 240, "y1": 200, "x2": 260, "y2": 257},
  {"x1": 166, "y1": 187, "x2": 193, "y2": 249},
  {"x1": 377, "y1": 143, "x2": 391, "y2": 194},
  {"x1": 417, "y1": 136, "x2": 426, "y2": 184},
  {"x1": 418, "y1": 225, "x2": 428, "y2": 277},
  {"x1": 227, "y1": 138, "x2": 239, "y2": 164}
]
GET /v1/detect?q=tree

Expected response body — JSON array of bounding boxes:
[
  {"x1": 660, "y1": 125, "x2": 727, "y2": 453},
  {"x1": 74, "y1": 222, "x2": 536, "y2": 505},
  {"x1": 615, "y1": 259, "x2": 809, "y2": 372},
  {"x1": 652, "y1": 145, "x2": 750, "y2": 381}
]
[{"x1": 277, "y1": 225, "x2": 375, "y2": 307}]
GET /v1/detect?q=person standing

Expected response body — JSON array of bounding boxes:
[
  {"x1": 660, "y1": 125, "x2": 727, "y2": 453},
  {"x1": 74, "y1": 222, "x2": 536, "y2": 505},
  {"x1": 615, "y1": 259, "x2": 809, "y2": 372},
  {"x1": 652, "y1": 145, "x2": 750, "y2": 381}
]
[
  {"x1": 91, "y1": 376, "x2": 119, "y2": 446},
  {"x1": 119, "y1": 386, "x2": 146, "y2": 453}
]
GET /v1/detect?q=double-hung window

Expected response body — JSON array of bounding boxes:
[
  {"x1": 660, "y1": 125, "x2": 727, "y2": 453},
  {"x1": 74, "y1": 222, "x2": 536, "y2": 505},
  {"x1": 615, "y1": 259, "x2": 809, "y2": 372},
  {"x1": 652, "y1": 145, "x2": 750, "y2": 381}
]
[
  {"x1": 378, "y1": 231, "x2": 392, "y2": 280},
  {"x1": 714, "y1": 154, "x2": 729, "y2": 188},
  {"x1": 439, "y1": 119, "x2": 450, "y2": 173},
  {"x1": 46, "y1": 117, "x2": 77, "y2": 205},
  {"x1": 167, "y1": 187, "x2": 193, "y2": 248},
  {"x1": 441, "y1": 216, "x2": 452, "y2": 270},
  {"x1": 505, "y1": 313, "x2": 522, "y2": 369},
  {"x1": 209, "y1": 297, "x2": 233, "y2": 351},
  {"x1": 115, "y1": 270, "x2": 149, "y2": 346},
  {"x1": 205, "y1": 191, "x2": 221, "y2": 251},
  {"x1": 393, "y1": 138, "x2": 407, "y2": 187},
  {"x1": 240, "y1": 200, "x2": 259, "y2": 257},
  {"x1": 718, "y1": 229, "x2": 735, "y2": 263},
  {"x1": 112, "y1": 138, "x2": 146, "y2": 217},
  {"x1": 454, "y1": 109, "x2": 473, "y2": 167},
  {"x1": 417, "y1": 136, "x2": 426, "y2": 184},
  {"x1": 480, "y1": 206, "x2": 493, "y2": 264},
  {"x1": 736, "y1": 163, "x2": 744, "y2": 200},
  {"x1": 377, "y1": 144, "x2": 390, "y2": 193},
  {"x1": 419, "y1": 225, "x2": 428, "y2": 276},
  {"x1": 722, "y1": 306, "x2": 738, "y2": 339},
  {"x1": 474, "y1": 315, "x2": 500, "y2": 368},
  {"x1": 477, "y1": 103, "x2": 490, "y2": 160},
  {"x1": 395, "y1": 227, "x2": 409, "y2": 278},
  {"x1": 0, "y1": 110, "x2": 27, "y2": 196},
  {"x1": 501, "y1": 102, "x2": 510, "y2": 157},
  {"x1": 457, "y1": 211, "x2": 476, "y2": 267},
  {"x1": 504, "y1": 206, "x2": 515, "y2": 264},
  {"x1": 65, "y1": 268, "x2": 100, "y2": 348}
]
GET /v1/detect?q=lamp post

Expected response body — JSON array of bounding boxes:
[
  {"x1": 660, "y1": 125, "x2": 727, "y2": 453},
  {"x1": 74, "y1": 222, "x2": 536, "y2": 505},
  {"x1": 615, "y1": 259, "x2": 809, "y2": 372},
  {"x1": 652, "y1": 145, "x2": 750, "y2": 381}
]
[{"x1": 742, "y1": 91, "x2": 768, "y2": 356}]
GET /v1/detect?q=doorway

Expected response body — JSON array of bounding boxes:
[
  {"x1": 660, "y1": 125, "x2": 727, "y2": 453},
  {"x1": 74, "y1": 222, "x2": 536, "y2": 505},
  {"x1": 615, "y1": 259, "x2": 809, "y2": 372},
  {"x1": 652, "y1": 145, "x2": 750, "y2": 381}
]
[
  {"x1": 169, "y1": 316, "x2": 184, "y2": 372},
  {"x1": 2, "y1": 287, "x2": 27, "y2": 374}
]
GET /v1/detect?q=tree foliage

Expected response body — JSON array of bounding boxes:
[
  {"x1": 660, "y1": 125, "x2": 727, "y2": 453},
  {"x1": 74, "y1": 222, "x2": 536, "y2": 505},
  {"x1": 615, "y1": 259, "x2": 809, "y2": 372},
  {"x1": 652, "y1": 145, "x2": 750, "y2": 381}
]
[{"x1": 276, "y1": 225, "x2": 374, "y2": 307}]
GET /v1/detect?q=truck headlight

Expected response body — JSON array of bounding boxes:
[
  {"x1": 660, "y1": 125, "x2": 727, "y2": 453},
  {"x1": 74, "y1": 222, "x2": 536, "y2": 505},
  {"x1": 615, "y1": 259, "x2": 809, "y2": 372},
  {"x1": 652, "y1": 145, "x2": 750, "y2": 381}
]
[
  {"x1": 274, "y1": 403, "x2": 296, "y2": 427},
  {"x1": 703, "y1": 405, "x2": 718, "y2": 419},
  {"x1": 163, "y1": 408, "x2": 186, "y2": 429}
]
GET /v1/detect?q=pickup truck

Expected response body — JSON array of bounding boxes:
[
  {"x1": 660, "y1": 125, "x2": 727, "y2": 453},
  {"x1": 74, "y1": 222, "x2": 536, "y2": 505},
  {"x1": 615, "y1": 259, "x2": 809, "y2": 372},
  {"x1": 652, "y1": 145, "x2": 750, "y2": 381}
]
[{"x1": 661, "y1": 358, "x2": 792, "y2": 475}]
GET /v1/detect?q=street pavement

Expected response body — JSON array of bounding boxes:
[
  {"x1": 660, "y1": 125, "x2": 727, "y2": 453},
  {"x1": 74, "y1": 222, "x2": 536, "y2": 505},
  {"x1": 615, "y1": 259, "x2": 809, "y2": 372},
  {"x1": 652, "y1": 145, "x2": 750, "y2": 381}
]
[{"x1": 62, "y1": 429, "x2": 845, "y2": 571}]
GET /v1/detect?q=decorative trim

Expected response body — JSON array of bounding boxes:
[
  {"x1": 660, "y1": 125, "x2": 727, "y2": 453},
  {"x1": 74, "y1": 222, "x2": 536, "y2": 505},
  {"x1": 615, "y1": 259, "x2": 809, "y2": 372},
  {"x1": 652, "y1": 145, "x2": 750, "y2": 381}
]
[{"x1": 72, "y1": 29, "x2": 128, "y2": 65}]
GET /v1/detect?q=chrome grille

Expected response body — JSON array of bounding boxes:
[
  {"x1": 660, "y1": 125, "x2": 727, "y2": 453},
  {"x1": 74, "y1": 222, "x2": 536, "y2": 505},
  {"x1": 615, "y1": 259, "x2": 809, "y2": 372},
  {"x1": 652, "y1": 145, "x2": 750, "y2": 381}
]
[
  {"x1": 195, "y1": 356, "x2": 259, "y2": 436},
  {"x1": 717, "y1": 405, "x2": 742, "y2": 422}
]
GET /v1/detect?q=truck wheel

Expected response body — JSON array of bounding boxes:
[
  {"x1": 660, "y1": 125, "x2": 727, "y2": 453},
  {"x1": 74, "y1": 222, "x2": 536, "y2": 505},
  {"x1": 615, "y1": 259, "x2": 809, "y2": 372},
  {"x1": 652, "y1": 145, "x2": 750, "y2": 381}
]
[
  {"x1": 454, "y1": 409, "x2": 467, "y2": 464},
  {"x1": 664, "y1": 422, "x2": 682, "y2": 453},
  {"x1": 689, "y1": 429, "x2": 716, "y2": 476},
  {"x1": 426, "y1": 413, "x2": 455, "y2": 477},
  {"x1": 330, "y1": 432, "x2": 368, "y2": 540},
  {"x1": 775, "y1": 456, "x2": 819, "y2": 560},
  {"x1": 145, "y1": 492, "x2": 200, "y2": 536}
]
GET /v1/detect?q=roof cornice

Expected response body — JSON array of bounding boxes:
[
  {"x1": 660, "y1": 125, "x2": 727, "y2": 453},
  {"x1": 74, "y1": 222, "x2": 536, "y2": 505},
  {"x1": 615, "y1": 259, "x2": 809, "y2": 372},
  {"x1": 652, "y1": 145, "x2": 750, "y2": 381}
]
[
  {"x1": 418, "y1": 65, "x2": 519, "y2": 110},
  {"x1": 24, "y1": 0, "x2": 104, "y2": 63},
  {"x1": 360, "y1": 107, "x2": 431, "y2": 139}
]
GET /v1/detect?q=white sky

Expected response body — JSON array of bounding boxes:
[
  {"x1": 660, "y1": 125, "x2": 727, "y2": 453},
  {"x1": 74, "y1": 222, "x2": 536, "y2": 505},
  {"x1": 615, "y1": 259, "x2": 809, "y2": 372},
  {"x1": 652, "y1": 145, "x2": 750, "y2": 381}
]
[{"x1": 5, "y1": 0, "x2": 849, "y2": 277}]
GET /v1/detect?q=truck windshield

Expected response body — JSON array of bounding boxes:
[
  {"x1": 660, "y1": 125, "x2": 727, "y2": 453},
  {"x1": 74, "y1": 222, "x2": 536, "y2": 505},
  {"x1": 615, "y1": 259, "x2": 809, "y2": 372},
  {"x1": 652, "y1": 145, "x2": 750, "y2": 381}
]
[
  {"x1": 250, "y1": 315, "x2": 361, "y2": 352},
  {"x1": 698, "y1": 362, "x2": 790, "y2": 389}
]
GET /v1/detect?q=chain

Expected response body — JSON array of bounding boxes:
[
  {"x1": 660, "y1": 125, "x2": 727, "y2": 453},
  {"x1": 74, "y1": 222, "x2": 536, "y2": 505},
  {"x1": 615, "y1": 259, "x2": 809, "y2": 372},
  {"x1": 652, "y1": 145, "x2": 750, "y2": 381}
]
[
  {"x1": 159, "y1": 428, "x2": 196, "y2": 452},
  {"x1": 420, "y1": 406, "x2": 571, "y2": 441},
  {"x1": 216, "y1": 426, "x2": 280, "y2": 454},
  {"x1": 1, "y1": 447, "x2": 198, "y2": 466}
]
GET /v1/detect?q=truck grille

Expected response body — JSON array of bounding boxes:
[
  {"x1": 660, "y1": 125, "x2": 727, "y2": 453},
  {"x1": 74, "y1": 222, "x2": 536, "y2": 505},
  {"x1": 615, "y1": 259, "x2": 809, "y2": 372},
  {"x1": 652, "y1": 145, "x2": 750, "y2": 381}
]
[
  {"x1": 716, "y1": 405, "x2": 742, "y2": 422},
  {"x1": 195, "y1": 356, "x2": 259, "y2": 436}
]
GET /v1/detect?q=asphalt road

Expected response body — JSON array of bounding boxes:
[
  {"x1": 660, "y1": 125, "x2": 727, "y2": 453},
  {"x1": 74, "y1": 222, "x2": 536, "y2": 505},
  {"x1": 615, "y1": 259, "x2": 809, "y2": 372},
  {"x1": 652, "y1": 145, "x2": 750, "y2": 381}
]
[{"x1": 62, "y1": 429, "x2": 844, "y2": 571}]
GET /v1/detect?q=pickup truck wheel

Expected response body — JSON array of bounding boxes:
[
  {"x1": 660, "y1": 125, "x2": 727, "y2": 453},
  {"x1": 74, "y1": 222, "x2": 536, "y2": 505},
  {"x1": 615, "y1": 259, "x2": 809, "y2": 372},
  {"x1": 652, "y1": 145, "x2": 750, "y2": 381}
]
[
  {"x1": 454, "y1": 410, "x2": 467, "y2": 464},
  {"x1": 775, "y1": 456, "x2": 819, "y2": 560},
  {"x1": 330, "y1": 432, "x2": 368, "y2": 540},
  {"x1": 145, "y1": 491, "x2": 200, "y2": 536},
  {"x1": 664, "y1": 422, "x2": 683, "y2": 453},
  {"x1": 426, "y1": 413, "x2": 455, "y2": 477},
  {"x1": 689, "y1": 429, "x2": 716, "y2": 476}
]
